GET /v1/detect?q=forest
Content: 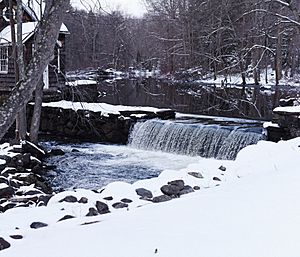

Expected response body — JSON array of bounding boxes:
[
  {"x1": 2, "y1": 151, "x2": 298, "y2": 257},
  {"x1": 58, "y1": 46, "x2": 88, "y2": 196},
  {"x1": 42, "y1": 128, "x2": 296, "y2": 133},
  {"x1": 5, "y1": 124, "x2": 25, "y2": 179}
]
[{"x1": 64, "y1": 0, "x2": 300, "y2": 85}]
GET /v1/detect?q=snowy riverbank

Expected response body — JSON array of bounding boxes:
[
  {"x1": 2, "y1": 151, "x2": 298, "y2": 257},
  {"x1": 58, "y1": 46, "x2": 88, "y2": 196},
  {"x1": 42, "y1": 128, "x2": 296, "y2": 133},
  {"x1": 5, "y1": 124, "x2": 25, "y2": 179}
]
[{"x1": 0, "y1": 137, "x2": 299, "y2": 256}]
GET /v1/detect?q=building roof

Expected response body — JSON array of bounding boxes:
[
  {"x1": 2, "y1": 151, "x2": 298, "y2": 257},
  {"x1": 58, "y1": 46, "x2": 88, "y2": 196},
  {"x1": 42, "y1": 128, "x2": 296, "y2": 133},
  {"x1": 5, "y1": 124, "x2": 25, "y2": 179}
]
[{"x1": 0, "y1": 22, "x2": 69, "y2": 44}]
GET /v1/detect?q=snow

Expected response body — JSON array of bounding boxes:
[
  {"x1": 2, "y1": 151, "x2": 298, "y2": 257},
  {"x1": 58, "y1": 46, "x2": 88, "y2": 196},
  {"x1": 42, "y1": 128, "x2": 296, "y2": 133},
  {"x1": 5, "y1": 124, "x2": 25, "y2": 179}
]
[
  {"x1": 42, "y1": 100, "x2": 171, "y2": 116},
  {"x1": 0, "y1": 138, "x2": 300, "y2": 256},
  {"x1": 65, "y1": 80, "x2": 97, "y2": 86},
  {"x1": 263, "y1": 121, "x2": 280, "y2": 128},
  {"x1": 0, "y1": 22, "x2": 69, "y2": 44},
  {"x1": 274, "y1": 106, "x2": 300, "y2": 114}
]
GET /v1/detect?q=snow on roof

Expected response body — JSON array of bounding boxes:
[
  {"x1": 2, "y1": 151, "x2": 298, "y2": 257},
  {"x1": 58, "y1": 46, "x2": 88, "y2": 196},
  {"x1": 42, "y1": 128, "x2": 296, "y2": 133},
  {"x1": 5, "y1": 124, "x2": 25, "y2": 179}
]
[
  {"x1": 0, "y1": 22, "x2": 69, "y2": 45},
  {"x1": 22, "y1": 0, "x2": 44, "y2": 21}
]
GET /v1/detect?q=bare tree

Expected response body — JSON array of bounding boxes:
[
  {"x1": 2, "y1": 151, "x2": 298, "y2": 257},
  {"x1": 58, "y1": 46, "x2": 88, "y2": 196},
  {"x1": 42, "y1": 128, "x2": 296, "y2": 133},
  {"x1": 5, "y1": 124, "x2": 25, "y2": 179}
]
[{"x1": 0, "y1": 0, "x2": 70, "y2": 141}]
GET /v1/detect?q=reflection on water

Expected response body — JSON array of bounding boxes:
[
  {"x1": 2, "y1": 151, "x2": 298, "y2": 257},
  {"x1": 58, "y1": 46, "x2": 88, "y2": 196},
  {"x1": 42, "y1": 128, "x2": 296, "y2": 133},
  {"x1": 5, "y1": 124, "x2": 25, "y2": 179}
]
[{"x1": 64, "y1": 78, "x2": 300, "y2": 120}]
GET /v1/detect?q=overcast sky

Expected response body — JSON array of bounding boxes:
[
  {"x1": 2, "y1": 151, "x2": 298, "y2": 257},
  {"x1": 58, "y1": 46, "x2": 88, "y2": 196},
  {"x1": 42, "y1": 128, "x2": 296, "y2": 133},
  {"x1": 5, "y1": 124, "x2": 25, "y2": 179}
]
[{"x1": 71, "y1": 0, "x2": 147, "y2": 17}]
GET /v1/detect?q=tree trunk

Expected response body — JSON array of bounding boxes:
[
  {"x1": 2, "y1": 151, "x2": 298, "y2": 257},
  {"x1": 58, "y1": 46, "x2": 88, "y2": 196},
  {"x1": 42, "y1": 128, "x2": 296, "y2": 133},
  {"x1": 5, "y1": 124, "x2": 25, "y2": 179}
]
[
  {"x1": 0, "y1": 0, "x2": 70, "y2": 141},
  {"x1": 30, "y1": 81, "x2": 44, "y2": 144},
  {"x1": 275, "y1": 23, "x2": 283, "y2": 86},
  {"x1": 16, "y1": 0, "x2": 27, "y2": 140}
]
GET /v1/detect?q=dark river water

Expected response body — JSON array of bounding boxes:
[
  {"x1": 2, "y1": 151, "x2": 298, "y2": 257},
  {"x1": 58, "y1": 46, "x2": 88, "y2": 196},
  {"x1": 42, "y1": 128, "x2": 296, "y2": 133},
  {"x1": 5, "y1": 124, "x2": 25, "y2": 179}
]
[{"x1": 64, "y1": 78, "x2": 300, "y2": 120}]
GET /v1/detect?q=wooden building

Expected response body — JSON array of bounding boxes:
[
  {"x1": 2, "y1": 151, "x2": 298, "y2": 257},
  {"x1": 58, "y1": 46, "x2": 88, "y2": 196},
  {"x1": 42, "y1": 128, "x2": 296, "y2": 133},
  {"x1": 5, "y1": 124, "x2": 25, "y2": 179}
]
[{"x1": 0, "y1": 0, "x2": 69, "y2": 95}]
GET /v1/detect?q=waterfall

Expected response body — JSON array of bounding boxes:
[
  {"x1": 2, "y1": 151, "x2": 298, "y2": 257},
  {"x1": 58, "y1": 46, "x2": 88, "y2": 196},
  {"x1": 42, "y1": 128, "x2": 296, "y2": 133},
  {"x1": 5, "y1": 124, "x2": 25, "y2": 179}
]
[{"x1": 128, "y1": 120, "x2": 264, "y2": 160}]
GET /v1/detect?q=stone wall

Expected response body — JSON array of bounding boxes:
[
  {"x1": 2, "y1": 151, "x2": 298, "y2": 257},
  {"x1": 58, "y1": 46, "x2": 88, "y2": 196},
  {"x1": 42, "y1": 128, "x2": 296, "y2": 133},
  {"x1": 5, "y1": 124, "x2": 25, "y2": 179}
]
[{"x1": 27, "y1": 105, "x2": 175, "y2": 144}]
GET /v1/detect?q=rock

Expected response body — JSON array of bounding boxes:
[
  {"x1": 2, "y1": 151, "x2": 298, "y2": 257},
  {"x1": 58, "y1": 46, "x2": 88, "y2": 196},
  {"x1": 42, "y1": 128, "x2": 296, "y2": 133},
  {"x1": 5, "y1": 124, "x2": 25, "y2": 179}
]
[
  {"x1": 213, "y1": 177, "x2": 222, "y2": 181},
  {"x1": 112, "y1": 202, "x2": 128, "y2": 209},
  {"x1": 193, "y1": 186, "x2": 200, "y2": 190},
  {"x1": 161, "y1": 180, "x2": 185, "y2": 197},
  {"x1": 3, "y1": 203, "x2": 17, "y2": 212},
  {"x1": 152, "y1": 195, "x2": 172, "y2": 203},
  {"x1": 0, "y1": 237, "x2": 10, "y2": 251},
  {"x1": 168, "y1": 180, "x2": 184, "y2": 188},
  {"x1": 95, "y1": 201, "x2": 110, "y2": 214},
  {"x1": 58, "y1": 215, "x2": 75, "y2": 222},
  {"x1": 21, "y1": 141, "x2": 46, "y2": 160},
  {"x1": 0, "y1": 177, "x2": 8, "y2": 185},
  {"x1": 59, "y1": 195, "x2": 78, "y2": 203},
  {"x1": 179, "y1": 185, "x2": 194, "y2": 196},
  {"x1": 22, "y1": 153, "x2": 31, "y2": 168},
  {"x1": 71, "y1": 149, "x2": 80, "y2": 153},
  {"x1": 0, "y1": 186, "x2": 14, "y2": 198},
  {"x1": 103, "y1": 196, "x2": 113, "y2": 201},
  {"x1": 30, "y1": 222, "x2": 48, "y2": 229},
  {"x1": 38, "y1": 195, "x2": 52, "y2": 206},
  {"x1": 78, "y1": 197, "x2": 88, "y2": 204},
  {"x1": 121, "y1": 198, "x2": 132, "y2": 203},
  {"x1": 24, "y1": 190, "x2": 43, "y2": 196},
  {"x1": 188, "y1": 172, "x2": 204, "y2": 179},
  {"x1": 48, "y1": 148, "x2": 65, "y2": 156},
  {"x1": 218, "y1": 166, "x2": 226, "y2": 172},
  {"x1": 86, "y1": 207, "x2": 99, "y2": 217},
  {"x1": 9, "y1": 235, "x2": 23, "y2": 240},
  {"x1": 135, "y1": 188, "x2": 153, "y2": 199}
]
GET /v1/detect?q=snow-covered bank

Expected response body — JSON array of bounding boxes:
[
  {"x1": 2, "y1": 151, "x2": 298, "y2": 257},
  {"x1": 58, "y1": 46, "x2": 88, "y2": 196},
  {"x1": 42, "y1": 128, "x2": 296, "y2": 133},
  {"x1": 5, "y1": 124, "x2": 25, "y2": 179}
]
[
  {"x1": 42, "y1": 100, "x2": 171, "y2": 116},
  {"x1": 0, "y1": 138, "x2": 299, "y2": 256}
]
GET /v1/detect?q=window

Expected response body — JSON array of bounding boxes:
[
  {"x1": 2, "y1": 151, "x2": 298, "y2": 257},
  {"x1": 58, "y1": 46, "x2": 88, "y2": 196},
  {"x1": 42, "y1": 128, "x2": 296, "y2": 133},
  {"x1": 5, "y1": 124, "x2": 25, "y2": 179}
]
[{"x1": 0, "y1": 46, "x2": 8, "y2": 74}]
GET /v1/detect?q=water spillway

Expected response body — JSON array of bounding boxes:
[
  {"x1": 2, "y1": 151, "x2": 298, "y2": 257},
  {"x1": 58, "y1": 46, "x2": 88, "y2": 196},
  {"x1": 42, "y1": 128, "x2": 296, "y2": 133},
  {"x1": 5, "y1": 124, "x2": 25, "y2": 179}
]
[{"x1": 128, "y1": 120, "x2": 264, "y2": 160}]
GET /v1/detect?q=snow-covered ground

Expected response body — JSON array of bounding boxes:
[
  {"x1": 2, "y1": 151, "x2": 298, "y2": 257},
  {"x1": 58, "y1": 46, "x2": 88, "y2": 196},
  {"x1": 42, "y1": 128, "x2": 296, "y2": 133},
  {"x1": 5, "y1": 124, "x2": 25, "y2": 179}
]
[{"x1": 1, "y1": 137, "x2": 300, "y2": 256}]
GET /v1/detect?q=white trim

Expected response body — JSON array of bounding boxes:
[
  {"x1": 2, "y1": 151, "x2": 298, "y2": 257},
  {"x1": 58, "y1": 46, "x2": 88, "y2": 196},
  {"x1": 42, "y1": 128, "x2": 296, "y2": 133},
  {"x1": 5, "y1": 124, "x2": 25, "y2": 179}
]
[
  {"x1": 0, "y1": 46, "x2": 8, "y2": 74},
  {"x1": 43, "y1": 65, "x2": 49, "y2": 89}
]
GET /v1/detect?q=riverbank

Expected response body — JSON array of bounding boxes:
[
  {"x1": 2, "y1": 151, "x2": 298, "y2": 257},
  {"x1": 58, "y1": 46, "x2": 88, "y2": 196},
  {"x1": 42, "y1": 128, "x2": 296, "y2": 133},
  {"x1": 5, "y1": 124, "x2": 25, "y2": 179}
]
[{"x1": 0, "y1": 137, "x2": 299, "y2": 256}]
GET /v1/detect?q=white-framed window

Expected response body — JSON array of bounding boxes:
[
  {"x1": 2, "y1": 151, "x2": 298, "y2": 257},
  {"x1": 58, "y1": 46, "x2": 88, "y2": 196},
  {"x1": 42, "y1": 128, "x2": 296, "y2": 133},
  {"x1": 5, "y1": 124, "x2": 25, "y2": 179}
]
[{"x1": 0, "y1": 46, "x2": 8, "y2": 74}]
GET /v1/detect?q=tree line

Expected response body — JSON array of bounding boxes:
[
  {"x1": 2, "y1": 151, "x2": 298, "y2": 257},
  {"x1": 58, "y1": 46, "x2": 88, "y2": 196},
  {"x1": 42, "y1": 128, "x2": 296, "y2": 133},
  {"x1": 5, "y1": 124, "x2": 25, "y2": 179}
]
[{"x1": 64, "y1": 0, "x2": 300, "y2": 85}]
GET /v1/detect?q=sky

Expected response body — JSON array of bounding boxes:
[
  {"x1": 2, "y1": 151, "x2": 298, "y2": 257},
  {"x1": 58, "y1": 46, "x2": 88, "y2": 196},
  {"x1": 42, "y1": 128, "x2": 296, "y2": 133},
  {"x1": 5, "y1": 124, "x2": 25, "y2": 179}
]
[{"x1": 71, "y1": 0, "x2": 147, "y2": 17}]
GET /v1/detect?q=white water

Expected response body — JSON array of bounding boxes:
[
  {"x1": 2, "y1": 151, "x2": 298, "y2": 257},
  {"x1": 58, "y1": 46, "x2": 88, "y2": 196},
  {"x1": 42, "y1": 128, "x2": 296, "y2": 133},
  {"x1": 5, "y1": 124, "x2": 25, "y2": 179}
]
[
  {"x1": 45, "y1": 142, "x2": 200, "y2": 190},
  {"x1": 128, "y1": 120, "x2": 264, "y2": 160}
]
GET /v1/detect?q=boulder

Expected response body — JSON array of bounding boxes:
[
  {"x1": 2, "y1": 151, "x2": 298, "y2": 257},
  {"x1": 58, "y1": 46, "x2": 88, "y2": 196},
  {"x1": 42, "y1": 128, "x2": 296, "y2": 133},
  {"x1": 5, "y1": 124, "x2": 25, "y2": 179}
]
[
  {"x1": 188, "y1": 172, "x2": 204, "y2": 179},
  {"x1": 112, "y1": 202, "x2": 128, "y2": 209},
  {"x1": 0, "y1": 237, "x2": 10, "y2": 251},
  {"x1": 21, "y1": 141, "x2": 46, "y2": 160},
  {"x1": 179, "y1": 185, "x2": 194, "y2": 196},
  {"x1": 121, "y1": 198, "x2": 132, "y2": 203},
  {"x1": 103, "y1": 196, "x2": 113, "y2": 201},
  {"x1": 135, "y1": 188, "x2": 153, "y2": 199},
  {"x1": 0, "y1": 185, "x2": 14, "y2": 198},
  {"x1": 95, "y1": 201, "x2": 110, "y2": 214},
  {"x1": 218, "y1": 166, "x2": 226, "y2": 172},
  {"x1": 86, "y1": 207, "x2": 99, "y2": 217},
  {"x1": 152, "y1": 195, "x2": 172, "y2": 203},
  {"x1": 30, "y1": 222, "x2": 48, "y2": 229},
  {"x1": 193, "y1": 186, "x2": 200, "y2": 190},
  {"x1": 57, "y1": 215, "x2": 75, "y2": 222},
  {"x1": 59, "y1": 195, "x2": 78, "y2": 203},
  {"x1": 213, "y1": 177, "x2": 221, "y2": 181},
  {"x1": 9, "y1": 235, "x2": 23, "y2": 240},
  {"x1": 38, "y1": 195, "x2": 53, "y2": 206},
  {"x1": 161, "y1": 180, "x2": 185, "y2": 197},
  {"x1": 48, "y1": 148, "x2": 65, "y2": 156},
  {"x1": 78, "y1": 197, "x2": 88, "y2": 204},
  {"x1": 168, "y1": 180, "x2": 185, "y2": 190}
]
